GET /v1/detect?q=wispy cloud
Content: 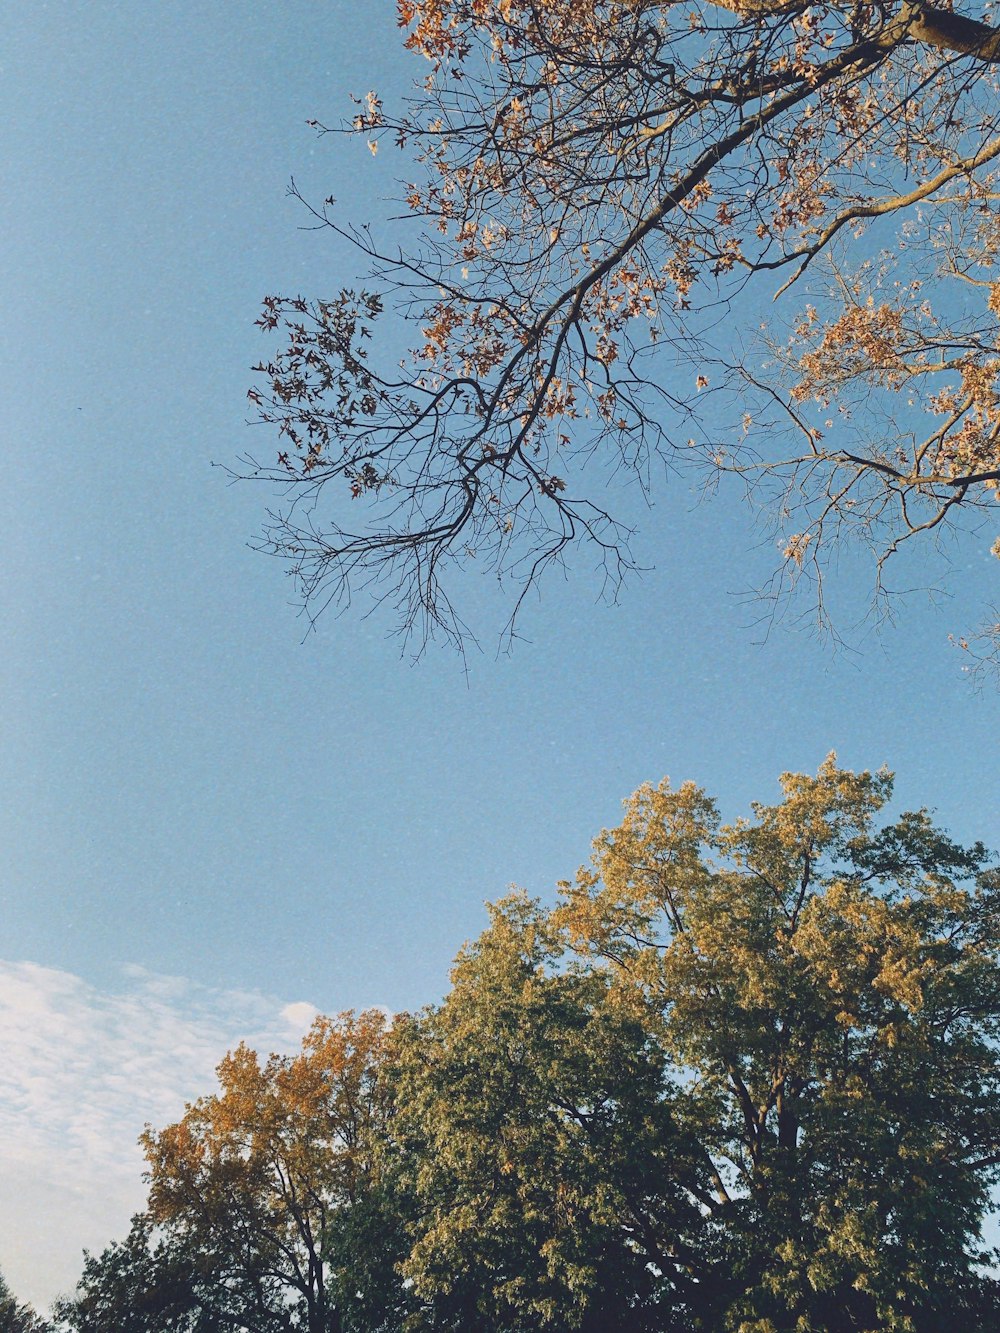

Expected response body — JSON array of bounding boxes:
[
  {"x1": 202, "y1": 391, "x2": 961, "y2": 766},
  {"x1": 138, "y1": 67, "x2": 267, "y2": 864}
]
[{"x1": 0, "y1": 960, "x2": 321, "y2": 1313}]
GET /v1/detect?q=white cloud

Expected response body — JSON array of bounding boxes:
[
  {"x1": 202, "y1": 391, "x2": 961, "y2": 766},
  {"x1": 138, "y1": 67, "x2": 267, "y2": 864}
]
[
  {"x1": 281, "y1": 999, "x2": 319, "y2": 1032},
  {"x1": 0, "y1": 959, "x2": 320, "y2": 1314}
]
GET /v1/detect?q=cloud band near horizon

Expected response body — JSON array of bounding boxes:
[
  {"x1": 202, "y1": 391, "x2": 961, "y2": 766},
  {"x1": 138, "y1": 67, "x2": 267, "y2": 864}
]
[{"x1": 0, "y1": 958, "x2": 323, "y2": 1312}]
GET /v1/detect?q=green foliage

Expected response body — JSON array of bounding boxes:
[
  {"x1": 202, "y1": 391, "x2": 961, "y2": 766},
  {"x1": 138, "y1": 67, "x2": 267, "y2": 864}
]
[
  {"x1": 0, "y1": 1271, "x2": 49, "y2": 1333},
  {"x1": 51, "y1": 758, "x2": 1000, "y2": 1331},
  {"x1": 556, "y1": 755, "x2": 1000, "y2": 1330},
  {"x1": 387, "y1": 896, "x2": 715, "y2": 1329},
  {"x1": 52, "y1": 1216, "x2": 242, "y2": 1333}
]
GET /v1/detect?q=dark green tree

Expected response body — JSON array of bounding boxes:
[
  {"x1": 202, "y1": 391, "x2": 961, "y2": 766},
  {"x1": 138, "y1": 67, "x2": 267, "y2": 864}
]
[
  {"x1": 52, "y1": 1215, "x2": 247, "y2": 1333},
  {"x1": 0, "y1": 1271, "x2": 50, "y2": 1333},
  {"x1": 388, "y1": 895, "x2": 718, "y2": 1331}
]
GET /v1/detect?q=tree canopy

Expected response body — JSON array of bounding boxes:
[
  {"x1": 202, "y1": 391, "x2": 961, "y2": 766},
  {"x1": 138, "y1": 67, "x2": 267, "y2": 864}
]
[
  {"x1": 246, "y1": 0, "x2": 1000, "y2": 655},
  {"x1": 136, "y1": 1010, "x2": 391, "y2": 1333},
  {"x1": 387, "y1": 897, "x2": 710, "y2": 1331},
  {"x1": 55, "y1": 759, "x2": 1000, "y2": 1331},
  {"x1": 0, "y1": 1271, "x2": 50, "y2": 1333},
  {"x1": 555, "y1": 756, "x2": 1000, "y2": 1327}
]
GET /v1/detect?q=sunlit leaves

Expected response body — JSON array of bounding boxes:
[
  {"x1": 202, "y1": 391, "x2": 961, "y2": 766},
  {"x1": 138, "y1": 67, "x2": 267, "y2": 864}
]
[
  {"x1": 140, "y1": 1010, "x2": 392, "y2": 1333},
  {"x1": 57, "y1": 760, "x2": 1000, "y2": 1330},
  {"x1": 238, "y1": 0, "x2": 1000, "y2": 654},
  {"x1": 558, "y1": 755, "x2": 1000, "y2": 1329}
]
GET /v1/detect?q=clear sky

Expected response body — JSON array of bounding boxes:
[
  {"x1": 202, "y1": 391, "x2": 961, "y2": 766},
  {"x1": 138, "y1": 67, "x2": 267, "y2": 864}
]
[{"x1": 2, "y1": 0, "x2": 998, "y2": 1311}]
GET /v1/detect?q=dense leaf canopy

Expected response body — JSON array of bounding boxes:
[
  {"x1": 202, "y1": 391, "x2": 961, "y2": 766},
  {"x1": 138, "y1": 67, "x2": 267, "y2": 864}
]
[
  {"x1": 141, "y1": 1011, "x2": 392, "y2": 1333},
  {"x1": 55, "y1": 760, "x2": 1000, "y2": 1331}
]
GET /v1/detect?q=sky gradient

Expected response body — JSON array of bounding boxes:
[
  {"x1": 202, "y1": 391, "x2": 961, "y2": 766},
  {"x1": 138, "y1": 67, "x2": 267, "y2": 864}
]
[{"x1": 3, "y1": 0, "x2": 999, "y2": 1310}]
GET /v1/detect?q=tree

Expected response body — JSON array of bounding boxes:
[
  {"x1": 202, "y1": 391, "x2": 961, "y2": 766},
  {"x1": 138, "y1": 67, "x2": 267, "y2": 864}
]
[
  {"x1": 0, "y1": 1271, "x2": 50, "y2": 1333},
  {"x1": 246, "y1": 0, "x2": 1000, "y2": 655},
  {"x1": 555, "y1": 756, "x2": 1000, "y2": 1329},
  {"x1": 367, "y1": 758, "x2": 1000, "y2": 1329},
  {"x1": 52, "y1": 1215, "x2": 236, "y2": 1333},
  {"x1": 139, "y1": 1010, "x2": 394, "y2": 1333},
  {"x1": 54, "y1": 761, "x2": 1000, "y2": 1330},
  {"x1": 386, "y1": 895, "x2": 716, "y2": 1330}
]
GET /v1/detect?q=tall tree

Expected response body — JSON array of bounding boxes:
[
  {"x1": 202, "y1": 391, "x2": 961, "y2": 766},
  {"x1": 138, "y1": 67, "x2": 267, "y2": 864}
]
[
  {"x1": 139, "y1": 1010, "x2": 394, "y2": 1333},
  {"x1": 376, "y1": 760, "x2": 1000, "y2": 1328},
  {"x1": 387, "y1": 895, "x2": 716, "y2": 1330},
  {"x1": 247, "y1": 0, "x2": 1000, "y2": 656},
  {"x1": 557, "y1": 756, "x2": 1000, "y2": 1329}
]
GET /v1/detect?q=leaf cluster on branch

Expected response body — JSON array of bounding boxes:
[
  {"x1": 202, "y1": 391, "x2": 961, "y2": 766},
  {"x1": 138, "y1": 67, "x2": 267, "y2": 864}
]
[{"x1": 241, "y1": 0, "x2": 1000, "y2": 657}]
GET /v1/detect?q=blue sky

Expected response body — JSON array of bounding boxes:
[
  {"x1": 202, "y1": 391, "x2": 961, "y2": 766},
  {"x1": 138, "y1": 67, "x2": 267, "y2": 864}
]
[{"x1": 3, "y1": 0, "x2": 999, "y2": 1310}]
